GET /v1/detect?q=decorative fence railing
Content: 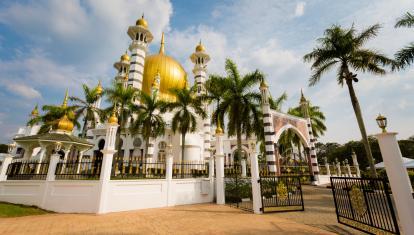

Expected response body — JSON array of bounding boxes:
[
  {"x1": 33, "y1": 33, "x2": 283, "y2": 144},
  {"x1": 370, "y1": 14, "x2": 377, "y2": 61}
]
[
  {"x1": 6, "y1": 161, "x2": 49, "y2": 180},
  {"x1": 319, "y1": 165, "x2": 328, "y2": 175},
  {"x1": 172, "y1": 161, "x2": 209, "y2": 179},
  {"x1": 224, "y1": 164, "x2": 242, "y2": 177},
  {"x1": 55, "y1": 161, "x2": 101, "y2": 180},
  {"x1": 330, "y1": 177, "x2": 400, "y2": 235},
  {"x1": 111, "y1": 159, "x2": 166, "y2": 179}
]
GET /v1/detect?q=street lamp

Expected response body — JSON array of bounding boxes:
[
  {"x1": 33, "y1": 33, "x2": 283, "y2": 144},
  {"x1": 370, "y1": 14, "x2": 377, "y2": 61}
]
[{"x1": 376, "y1": 114, "x2": 387, "y2": 133}]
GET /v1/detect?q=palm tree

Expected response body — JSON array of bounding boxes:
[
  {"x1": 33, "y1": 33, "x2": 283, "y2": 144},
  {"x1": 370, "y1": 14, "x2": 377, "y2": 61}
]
[
  {"x1": 69, "y1": 84, "x2": 102, "y2": 138},
  {"x1": 28, "y1": 93, "x2": 80, "y2": 134},
  {"x1": 165, "y1": 87, "x2": 206, "y2": 162},
  {"x1": 104, "y1": 82, "x2": 138, "y2": 157},
  {"x1": 394, "y1": 12, "x2": 414, "y2": 69},
  {"x1": 304, "y1": 24, "x2": 393, "y2": 176},
  {"x1": 213, "y1": 59, "x2": 263, "y2": 161},
  {"x1": 130, "y1": 91, "x2": 166, "y2": 159},
  {"x1": 202, "y1": 75, "x2": 226, "y2": 125}
]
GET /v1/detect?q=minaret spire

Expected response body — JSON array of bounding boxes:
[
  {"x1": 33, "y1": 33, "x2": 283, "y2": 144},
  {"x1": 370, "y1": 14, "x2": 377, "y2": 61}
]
[
  {"x1": 159, "y1": 32, "x2": 165, "y2": 54},
  {"x1": 62, "y1": 89, "x2": 68, "y2": 108}
]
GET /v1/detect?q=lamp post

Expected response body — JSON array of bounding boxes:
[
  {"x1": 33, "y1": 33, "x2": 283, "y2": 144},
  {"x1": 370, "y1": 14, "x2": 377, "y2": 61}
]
[{"x1": 374, "y1": 114, "x2": 414, "y2": 234}]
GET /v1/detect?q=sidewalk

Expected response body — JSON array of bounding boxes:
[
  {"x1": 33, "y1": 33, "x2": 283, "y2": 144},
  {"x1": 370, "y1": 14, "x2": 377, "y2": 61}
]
[{"x1": 0, "y1": 203, "x2": 333, "y2": 235}]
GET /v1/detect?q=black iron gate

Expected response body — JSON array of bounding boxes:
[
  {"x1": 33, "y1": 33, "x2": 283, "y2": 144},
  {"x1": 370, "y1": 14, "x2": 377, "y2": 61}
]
[
  {"x1": 259, "y1": 176, "x2": 304, "y2": 213},
  {"x1": 224, "y1": 164, "x2": 253, "y2": 212},
  {"x1": 330, "y1": 177, "x2": 400, "y2": 235}
]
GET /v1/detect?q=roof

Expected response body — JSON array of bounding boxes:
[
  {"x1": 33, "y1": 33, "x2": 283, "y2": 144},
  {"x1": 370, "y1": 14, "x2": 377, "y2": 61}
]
[{"x1": 14, "y1": 132, "x2": 93, "y2": 147}]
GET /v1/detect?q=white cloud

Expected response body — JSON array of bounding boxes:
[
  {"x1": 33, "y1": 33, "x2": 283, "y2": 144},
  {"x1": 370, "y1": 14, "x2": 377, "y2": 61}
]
[
  {"x1": 294, "y1": 2, "x2": 306, "y2": 17},
  {"x1": 5, "y1": 83, "x2": 42, "y2": 99}
]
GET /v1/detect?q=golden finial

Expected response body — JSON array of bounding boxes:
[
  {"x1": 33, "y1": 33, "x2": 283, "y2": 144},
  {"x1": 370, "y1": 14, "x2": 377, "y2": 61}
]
[
  {"x1": 56, "y1": 114, "x2": 74, "y2": 133},
  {"x1": 136, "y1": 14, "x2": 148, "y2": 28},
  {"x1": 31, "y1": 104, "x2": 39, "y2": 117},
  {"x1": 96, "y1": 80, "x2": 103, "y2": 95},
  {"x1": 108, "y1": 104, "x2": 118, "y2": 125},
  {"x1": 215, "y1": 119, "x2": 223, "y2": 135},
  {"x1": 159, "y1": 32, "x2": 165, "y2": 54},
  {"x1": 300, "y1": 89, "x2": 307, "y2": 103},
  {"x1": 260, "y1": 79, "x2": 268, "y2": 89},
  {"x1": 62, "y1": 89, "x2": 68, "y2": 108},
  {"x1": 195, "y1": 39, "x2": 205, "y2": 52}
]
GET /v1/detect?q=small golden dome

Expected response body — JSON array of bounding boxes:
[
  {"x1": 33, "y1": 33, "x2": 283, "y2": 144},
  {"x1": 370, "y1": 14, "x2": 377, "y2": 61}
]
[
  {"x1": 96, "y1": 81, "x2": 103, "y2": 95},
  {"x1": 260, "y1": 80, "x2": 268, "y2": 89},
  {"x1": 215, "y1": 119, "x2": 224, "y2": 135},
  {"x1": 108, "y1": 106, "x2": 118, "y2": 125},
  {"x1": 195, "y1": 40, "x2": 205, "y2": 52},
  {"x1": 120, "y1": 51, "x2": 130, "y2": 62},
  {"x1": 57, "y1": 114, "x2": 74, "y2": 132},
  {"x1": 31, "y1": 104, "x2": 39, "y2": 117},
  {"x1": 142, "y1": 33, "x2": 187, "y2": 101},
  {"x1": 136, "y1": 14, "x2": 148, "y2": 29}
]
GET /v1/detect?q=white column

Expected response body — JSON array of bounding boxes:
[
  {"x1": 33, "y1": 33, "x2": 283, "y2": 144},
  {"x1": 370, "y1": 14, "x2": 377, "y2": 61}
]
[
  {"x1": 241, "y1": 159, "x2": 247, "y2": 177},
  {"x1": 0, "y1": 155, "x2": 13, "y2": 181},
  {"x1": 209, "y1": 151, "x2": 215, "y2": 178},
  {"x1": 166, "y1": 146, "x2": 174, "y2": 206},
  {"x1": 336, "y1": 162, "x2": 341, "y2": 176},
  {"x1": 260, "y1": 83, "x2": 277, "y2": 173},
  {"x1": 215, "y1": 132, "x2": 225, "y2": 205},
  {"x1": 345, "y1": 162, "x2": 351, "y2": 177},
  {"x1": 97, "y1": 122, "x2": 119, "y2": 214},
  {"x1": 35, "y1": 147, "x2": 47, "y2": 174},
  {"x1": 324, "y1": 158, "x2": 331, "y2": 176},
  {"x1": 250, "y1": 148, "x2": 262, "y2": 214},
  {"x1": 76, "y1": 151, "x2": 85, "y2": 174},
  {"x1": 375, "y1": 132, "x2": 414, "y2": 234},
  {"x1": 351, "y1": 151, "x2": 361, "y2": 177},
  {"x1": 46, "y1": 154, "x2": 60, "y2": 181}
]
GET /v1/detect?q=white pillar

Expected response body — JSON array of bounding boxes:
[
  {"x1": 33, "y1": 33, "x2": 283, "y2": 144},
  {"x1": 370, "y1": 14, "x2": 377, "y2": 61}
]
[
  {"x1": 260, "y1": 82, "x2": 277, "y2": 173},
  {"x1": 241, "y1": 159, "x2": 247, "y2": 177},
  {"x1": 209, "y1": 151, "x2": 215, "y2": 178},
  {"x1": 336, "y1": 162, "x2": 341, "y2": 176},
  {"x1": 0, "y1": 155, "x2": 13, "y2": 181},
  {"x1": 46, "y1": 154, "x2": 60, "y2": 181},
  {"x1": 351, "y1": 151, "x2": 361, "y2": 177},
  {"x1": 36, "y1": 147, "x2": 47, "y2": 174},
  {"x1": 97, "y1": 121, "x2": 119, "y2": 214},
  {"x1": 375, "y1": 132, "x2": 414, "y2": 235},
  {"x1": 250, "y1": 148, "x2": 262, "y2": 214},
  {"x1": 215, "y1": 129, "x2": 225, "y2": 205},
  {"x1": 346, "y1": 163, "x2": 351, "y2": 177},
  {"x1": 166, "y1": 147, "x2": 174, "y2": 206},
  {"x1": 325, "y1": 162, "x2": 331, "y2": 176},
  {"x1": 76, "y1": 151, "x2": 85, "y2": 174}
]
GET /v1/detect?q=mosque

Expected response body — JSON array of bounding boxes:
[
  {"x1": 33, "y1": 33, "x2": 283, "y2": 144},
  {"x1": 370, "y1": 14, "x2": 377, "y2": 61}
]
[{"x1": 10, "y1": 15, "x2": 258, "y2": 166}]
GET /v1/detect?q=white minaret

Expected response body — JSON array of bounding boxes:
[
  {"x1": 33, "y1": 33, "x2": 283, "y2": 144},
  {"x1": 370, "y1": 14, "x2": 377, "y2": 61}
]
[
  {"x1": 190, "y1": 40, "x2": 211, "y2": 160},
  {"x1": 127, "y1": 15, "x2": 153, "y2": 90},
  {"x1": 114, "y1": 52, "x2": 131, "y2": 88}
]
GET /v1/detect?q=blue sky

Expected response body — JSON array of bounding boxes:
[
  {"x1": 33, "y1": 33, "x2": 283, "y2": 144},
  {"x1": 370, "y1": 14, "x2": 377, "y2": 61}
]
[{"x1": 0, "y1": 0, "x2": 413, "y2": 144}]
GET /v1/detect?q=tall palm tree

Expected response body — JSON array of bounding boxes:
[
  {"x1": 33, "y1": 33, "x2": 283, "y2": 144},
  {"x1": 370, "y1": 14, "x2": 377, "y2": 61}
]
[
  {"x1": 304, "y1": 24, "x2": 393, "y2": 176},
  {"x1": 202, "y1": 75, "x2": 226, "y2": 125},
  {"x1": 69, "y1": 84, "x2": 102, "y2": 138},
  {"x1": 130, "y1": 91, "x2": 166, "y2": 159},
  {"x1": 214, "y1": 59, "x2": 263, "y2": 161},
  {"x1": 165, "y1": 87, "x2": 206, "y2": 162},
  {"x1": 394, "y1": 12, "x2": 414, "y2": 69},
  {"x1": 104, "y1": 82, "x2": 138, "y2": 157}
]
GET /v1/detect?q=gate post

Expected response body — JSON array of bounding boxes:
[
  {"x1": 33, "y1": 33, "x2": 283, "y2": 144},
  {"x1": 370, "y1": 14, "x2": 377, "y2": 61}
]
[
  {"x1": 351, "y1": 151, "x2": 361, "y2": 177},
  {"x1": 215, "y1": 121, "x2": 225, "y2": 205},
  {"x1": 375, "y1": 130, "x2": 414, "y2": 234},
  {"x1": 241, "y1": 159, "x2": 247, "y2": 177},
  {"x1": 250, "y1": 145, "x2": 262, "y2": 214},
  {"x1": 0, "y1": 154, "x2": 13, "y2": 181},
  {"x1": 324, "y1": 157, "x2": 330, "y2": 176}
]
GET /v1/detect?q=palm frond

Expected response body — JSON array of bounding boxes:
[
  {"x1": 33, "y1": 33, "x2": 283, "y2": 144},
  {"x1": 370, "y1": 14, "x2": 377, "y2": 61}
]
[{"x1": 395, "y1": 12, "x2": 414, "y2": 28}]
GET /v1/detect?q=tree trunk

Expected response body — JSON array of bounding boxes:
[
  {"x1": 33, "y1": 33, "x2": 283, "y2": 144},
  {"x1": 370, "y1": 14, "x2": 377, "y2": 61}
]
[
  {"x1": 181, "y1": 132, "x2": 186, "y2": 176},
  {"x1": 345, "y1": 77, "x2": 377, "y2": 177},
  {"x1": 81, "y1": 116, "x2": 88, "y2": 138},
  {"x1": 236, "y1": 127, "x2": 242, "y2": 164},
  {"x1": 144, "y1": 136, "x2": 150, "y2": 162}
]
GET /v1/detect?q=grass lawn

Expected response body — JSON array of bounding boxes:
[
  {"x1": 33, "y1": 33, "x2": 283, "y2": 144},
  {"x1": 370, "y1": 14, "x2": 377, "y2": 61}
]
[{"x1": 0, "y1": 202, "x2": 50, "y2": 218}]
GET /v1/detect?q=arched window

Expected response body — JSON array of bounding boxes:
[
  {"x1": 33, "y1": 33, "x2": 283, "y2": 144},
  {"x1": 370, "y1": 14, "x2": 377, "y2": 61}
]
[
  {"x1": 140, "y1": 33, "x2": 143, "y2": 41},
  {"x1": 98, "y1": 139, "x2": 105, "y2": 150}
]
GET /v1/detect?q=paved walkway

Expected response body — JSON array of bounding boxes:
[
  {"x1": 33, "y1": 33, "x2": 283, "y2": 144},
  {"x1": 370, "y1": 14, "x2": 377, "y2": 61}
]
[
  {"x1": 273, "y1": 185, "x2": 363, "y2": 235},
  {"x1": 0, "y1": 203, "x2": 333, "y2": 235}
]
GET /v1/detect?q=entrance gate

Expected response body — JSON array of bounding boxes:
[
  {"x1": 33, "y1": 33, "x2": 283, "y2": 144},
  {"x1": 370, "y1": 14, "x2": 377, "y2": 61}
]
[
  {"x1": 259, "y1": 176, "x2": 304, "y2": 213},
  {"x1": 224, "y1": 164, "x2": 253, "y2": 212},
  {"x1": 331, "y1": 177, "x2": 400, "y2": 234}
]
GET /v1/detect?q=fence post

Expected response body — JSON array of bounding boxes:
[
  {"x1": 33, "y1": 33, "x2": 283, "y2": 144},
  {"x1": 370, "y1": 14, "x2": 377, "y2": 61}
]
[
  {"x1": 241, "y1": 159, "x2": 247, "y2": 177},
  {"x1": 325, "y1": 163, "x2": 330, "y2": 176},
  {"x1": 0, "y1": 155, "x2": 13, "y2": 181},
  {"x1": 345, "y1": 159, "x2": 351, "y2": 177},
  {"x1": 336, "y1": 161, "x2": 341, "y2": 176},
  {"x1": 76, "y1": 151, "x2": 85, "y2": 174},
  {"x1": 47, "y1": 142, "x2": 62, "y2": 182},
  {"x1": 375, "y1": 131, "x2": 414, "y2": 234},
  {"x1": 97, "y1": 114, "x2": 119, "y2": 214},
  {"x1": 250, "y1": 145, "x2": 262, "y2": 214},
  {"x1": 215, "y1": 122, "x2": 225, "y2": 205},
  {"x1": 166, "y1": 144, "x2": 174, "y2": 206},
  {"x1": 351, "y1": 151, "x2": 361, "y2": 177}
]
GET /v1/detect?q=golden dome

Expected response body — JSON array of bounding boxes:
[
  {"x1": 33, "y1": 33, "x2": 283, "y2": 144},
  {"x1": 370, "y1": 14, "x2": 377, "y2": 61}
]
[
  {"x1": 142, "y1": 33, "x2": 187, "y2": 101},
  {"x1": 57, "y1": 114, "x2": 74, "y2": 132},
  {"x1": 96, "y1": 81, "x2": 103, "y2": 95},
  {"x1": 31, "y1": 104, "x2": 39, "y2": 117},
  {"x1": 215, "y1": 119, "x2": 224, "y2": 135},
  {"x1": 195, "y1": 40, "x2": 205, "y2": 52},
  {"x1": 108, "y1": 106, "x2": 118, "y2": 125},
  {"x1": 121, "y1": 51, "x2": 130, "y2": 62},
  {"x1": 136, "y1": 14, "x2": 148, "y2": 29}
]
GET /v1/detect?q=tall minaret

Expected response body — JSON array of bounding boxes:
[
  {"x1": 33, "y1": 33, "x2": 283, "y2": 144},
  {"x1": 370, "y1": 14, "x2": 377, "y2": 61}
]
[
  {"x1": 114, "y1": 52, "x2": 130, "y2": 88},
  {"x1": 260, "y1": 80, "x2": 277, "y2": 174},
  {"x1": 300, "y1": 90, "x2": 319, "y2": 181},
  {"x1": 190, "y1": 40, "x2": 211, "y2": 160},
  {"x1": 127, "y1": 15, "x2": 153, "y2": 90}
]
